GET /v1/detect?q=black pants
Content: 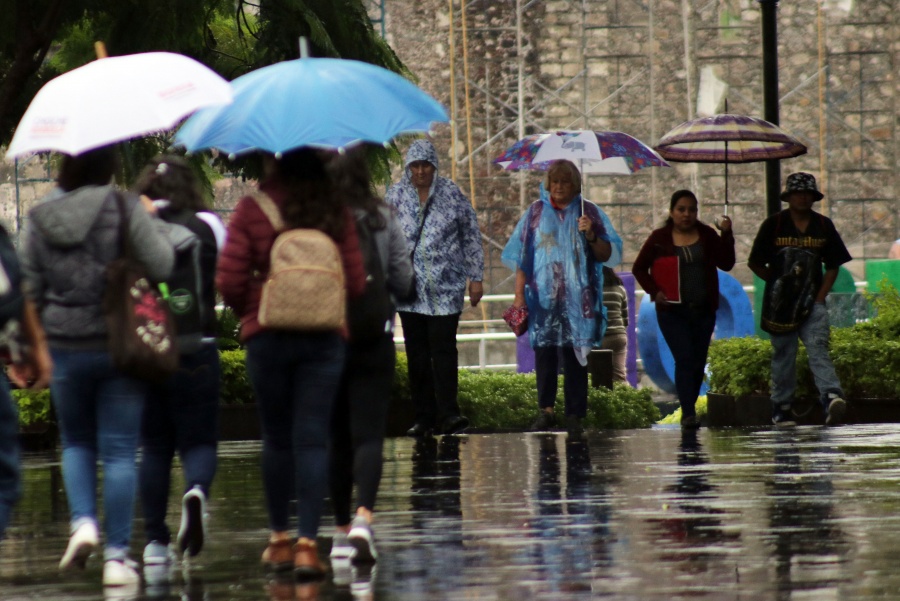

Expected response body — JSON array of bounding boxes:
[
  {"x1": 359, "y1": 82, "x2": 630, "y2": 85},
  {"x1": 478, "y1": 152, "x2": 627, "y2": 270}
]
[
  {"x1": 398, "y1": 311, "x2": 462, "y2": 427},
  {"x1": 656, "y1": 305, "x2": 716, "y2": 418},
  {"x1": 329, "y1": 334, "x2": 395, "y2": 526},
  {"x1": 535, "y1": 346, "x2": 588, "y2": 418}
]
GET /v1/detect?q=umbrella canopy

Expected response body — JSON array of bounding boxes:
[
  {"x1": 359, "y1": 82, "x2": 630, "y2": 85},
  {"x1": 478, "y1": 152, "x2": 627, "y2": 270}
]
[
  {"x1": 655, "y1": 114, "x2": 807, "y2": 163},
  {"x1": 655, "y1": 113, "x2": 807, "y2": 212},
  {"x1": 174, "y1": 57, "x2": 449, "y2": 156},
  {"x1": 6, "y1": 52, "x2": 233, "y2": 159},
  {"x1": 494, "y1": 130, "x2": 670, "y2": 175}
]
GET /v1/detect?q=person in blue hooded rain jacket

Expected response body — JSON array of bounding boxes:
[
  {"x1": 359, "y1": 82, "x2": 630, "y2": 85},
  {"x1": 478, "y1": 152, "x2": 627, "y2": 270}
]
[
  {"x1": 385, "y1": 139, "x2": 484, "y2": 437},
  {"x1": 502, "y1": 160, "x2": 623, "y2": 435}
]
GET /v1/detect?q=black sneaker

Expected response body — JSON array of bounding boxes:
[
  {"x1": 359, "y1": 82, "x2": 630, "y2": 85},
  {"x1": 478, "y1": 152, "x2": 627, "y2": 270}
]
[
  {"x1": 531, "y1": 411, "x2": 556, "y2": 431},
  {"x1": 441, "y1": 415, "x2": 469, "y2": 435},
  {"x1": 405, "y1": 423, "x2": 434, "y2": 438},
  {"x1": 772, "y1": 404, "x2": 796, "y2": 428},
  {"x1": 825, "y1": 396, "x2": 847, "y2": 426},
  {"x1": 565, "y1": 415, "x2": 584, "y2": 436}
]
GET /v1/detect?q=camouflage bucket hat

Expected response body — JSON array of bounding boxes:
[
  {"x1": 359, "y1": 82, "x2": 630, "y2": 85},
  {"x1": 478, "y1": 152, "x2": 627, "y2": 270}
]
[{"x1": 780, "y1": 172, "x2": 824, "y2": 202}]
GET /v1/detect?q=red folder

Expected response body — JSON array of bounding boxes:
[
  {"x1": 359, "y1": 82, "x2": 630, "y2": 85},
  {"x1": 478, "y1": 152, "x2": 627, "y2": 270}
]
[{"x1": 651, "y1": 255, "x2": 681, "y2": 303}]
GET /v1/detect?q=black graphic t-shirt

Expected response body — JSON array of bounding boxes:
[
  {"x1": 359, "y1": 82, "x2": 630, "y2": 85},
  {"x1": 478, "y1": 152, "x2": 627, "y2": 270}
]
[{"x1": 748, "y1": 210, "x2": 851, "y2": 334}]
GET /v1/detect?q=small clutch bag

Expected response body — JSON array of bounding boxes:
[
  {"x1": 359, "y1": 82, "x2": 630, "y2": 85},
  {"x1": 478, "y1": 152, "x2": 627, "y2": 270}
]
[{"x1": 502, "y1": 305, "x2": 529, "y2": 337}]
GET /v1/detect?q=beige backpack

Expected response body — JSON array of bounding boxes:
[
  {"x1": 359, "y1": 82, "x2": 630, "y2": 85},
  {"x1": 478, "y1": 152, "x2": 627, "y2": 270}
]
[{"x1": 253, "y1": 193, "x2": 346, "y2": 330}]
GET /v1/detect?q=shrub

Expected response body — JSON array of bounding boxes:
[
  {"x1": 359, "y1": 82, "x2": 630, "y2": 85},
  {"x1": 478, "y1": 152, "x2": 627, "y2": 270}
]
[
  {"x1": 658, "y1": 395, "x2": 707, "y2": 425},
  {"x1": 12, "y1": 389, "x2": 51, "y2": 427},
  {"x1": 220, "y1": 349, "x2": 253, "y2": 405},
  {"x1": 217, "y1": 349, "x2": 659, "y2": 429},
  {"x1": 456, "y1": 368, "x2": 658, "y2": 430},
  {"x1": 15, "y1": 348, "x2": 659, "y2": 430},
  {"x1": 391, "y1": 351, "x2": 410, "y2": 408},
  {"x1": 216, "y1": 307, "x2": 243, "y2": 351}
]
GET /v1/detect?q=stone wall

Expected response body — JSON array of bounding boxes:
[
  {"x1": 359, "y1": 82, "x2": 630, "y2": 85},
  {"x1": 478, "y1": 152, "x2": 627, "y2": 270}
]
[
  {"x1": 3, "y1": 0, "x2": 893, "y2": 298},
  {"x1": 381, "y1": 0, "x2": 897, "y2": 293}
]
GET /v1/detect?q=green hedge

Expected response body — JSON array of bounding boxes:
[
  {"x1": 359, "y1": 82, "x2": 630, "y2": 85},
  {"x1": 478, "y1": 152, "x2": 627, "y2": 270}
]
[
  {"x1": 15, "y1": 348, "x2": 660, "y2": 430},
  {"x1": 707, "y1": 282, "x2": 900, "y2": 399},
  {"x1": 13, "y1": 389, "x2": 51, "y2": 427}
]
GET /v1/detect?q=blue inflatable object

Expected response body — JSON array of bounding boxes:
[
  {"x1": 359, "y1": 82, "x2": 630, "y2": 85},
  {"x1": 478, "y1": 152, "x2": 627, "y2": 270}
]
[{"x1": 637, "y1": 270, "x2": 754, "y2": 395}]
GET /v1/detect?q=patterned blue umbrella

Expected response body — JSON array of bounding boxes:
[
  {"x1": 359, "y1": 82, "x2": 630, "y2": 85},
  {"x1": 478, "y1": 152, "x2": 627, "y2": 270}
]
[
  {"x1": 175, "y1": 58, "x2": 448, "y2": 156},
  {"x1": 494, "y1": 130, "x2": 669, "y2": 174}
]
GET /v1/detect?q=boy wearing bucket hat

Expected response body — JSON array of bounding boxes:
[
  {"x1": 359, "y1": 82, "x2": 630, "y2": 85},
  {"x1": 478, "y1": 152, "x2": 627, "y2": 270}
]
[{"x1": 748, "y1": 172, "x2": 852, "y2": 427}]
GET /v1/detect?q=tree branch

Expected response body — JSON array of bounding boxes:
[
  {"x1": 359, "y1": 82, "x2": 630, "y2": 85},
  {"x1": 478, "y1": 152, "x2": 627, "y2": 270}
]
[{"x1": 0, "y1": 0, "x2": 66, "y2": 140}]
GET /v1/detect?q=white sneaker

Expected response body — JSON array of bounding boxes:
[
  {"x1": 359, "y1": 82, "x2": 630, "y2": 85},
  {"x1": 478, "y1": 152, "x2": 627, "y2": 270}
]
[
  {"x1": 59, "y1": 520, "x2": 99, "y2": 570},
  {"x1": 330, "y1": 531, "x2": 356, "y2": 561},
  {"x1": 143, "y1": 541, "x2": 176, "y2": 590},
  {"x1": 348, "y1": 515, "x2": 377, "y2": 563},
  {"x1": 143, "y1": 540, "x2": 174, "y2": 566},
  {"x1": 351, "y1": 564, "x2": 377, "y2": 599},
  {"x1": 176, "y1": 486, "x2": 207, "y2": 557},
  {"x1": 103, "y1": 558, "x2": 141, "y2": 586},
  {"x1": 103, "y1": 581, "x2": 140, "y2": 601}
]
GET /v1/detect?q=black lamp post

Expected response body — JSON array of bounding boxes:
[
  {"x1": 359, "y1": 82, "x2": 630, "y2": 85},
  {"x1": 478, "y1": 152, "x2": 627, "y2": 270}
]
[{"x1": 759, "y1": 0, "x2": 781, "y2": 217}]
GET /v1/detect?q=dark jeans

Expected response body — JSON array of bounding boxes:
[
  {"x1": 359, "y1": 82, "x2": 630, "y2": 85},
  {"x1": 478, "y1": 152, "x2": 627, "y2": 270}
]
[
  {"x1": 398, "y1": 312, "x2": 462, "y2": 427},
  {"x1": 0, "y1": 376, "x2": 19, "y2": 540},
  {"x1": 140, "y1": 342, "x2": 220, "y2": 545},
  {"x1": 329, "y1": 333, "x2": 395, "y2": 526},
  {"x1": 535, "y1": 346, "x2": 588, "y2": 418},
  {"x1": 246, "y1": 330, "x2": 345, "y2": 539},
  {"x1": 656, "y1": 305, "x2": 717, "y2": 418}
]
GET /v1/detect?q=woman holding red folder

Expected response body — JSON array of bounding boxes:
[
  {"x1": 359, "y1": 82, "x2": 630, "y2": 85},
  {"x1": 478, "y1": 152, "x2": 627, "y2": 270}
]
[{"x1": 632, "y1": 190, "x2": 735, "y2": 428}]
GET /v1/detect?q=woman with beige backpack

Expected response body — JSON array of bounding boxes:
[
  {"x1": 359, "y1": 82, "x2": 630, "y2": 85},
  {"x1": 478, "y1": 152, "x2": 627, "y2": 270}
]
[{"x1": 216, "y1": 148, "x2": 366, "y2": 579}]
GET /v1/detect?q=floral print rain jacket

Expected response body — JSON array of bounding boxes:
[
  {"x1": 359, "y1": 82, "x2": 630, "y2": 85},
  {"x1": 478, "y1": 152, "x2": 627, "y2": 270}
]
[{"x1": 385, "y1": 140, "x2": 484, "y2": 316}]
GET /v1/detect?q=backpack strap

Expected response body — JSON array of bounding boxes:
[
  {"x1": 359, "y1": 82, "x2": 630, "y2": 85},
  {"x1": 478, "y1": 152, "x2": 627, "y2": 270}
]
[{"x1": 252, "y1": 192, "x2": 285, "y2": 232}]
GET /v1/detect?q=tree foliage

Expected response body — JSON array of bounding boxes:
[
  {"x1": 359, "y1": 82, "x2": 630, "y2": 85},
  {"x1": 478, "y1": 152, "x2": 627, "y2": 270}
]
[{"x1": 0, "y1": 0, "x2": 410, "y2": 185}]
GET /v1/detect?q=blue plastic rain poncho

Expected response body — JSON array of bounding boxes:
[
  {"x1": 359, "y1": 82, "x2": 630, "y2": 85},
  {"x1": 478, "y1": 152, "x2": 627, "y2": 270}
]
[{"x1": 501, "y1": 185, "x2": 622, "y2": 361}]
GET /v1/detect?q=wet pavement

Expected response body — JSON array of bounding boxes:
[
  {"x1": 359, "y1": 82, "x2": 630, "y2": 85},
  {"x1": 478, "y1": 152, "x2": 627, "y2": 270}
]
[{"x1": 4, "y1": 425, "x2": 900, "y2": 600}]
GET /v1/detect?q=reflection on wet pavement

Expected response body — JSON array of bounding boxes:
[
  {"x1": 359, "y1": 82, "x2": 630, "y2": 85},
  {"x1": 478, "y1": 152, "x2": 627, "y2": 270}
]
[{"x1": 5, "y1": 425, "x2": 900, "y2": 599}]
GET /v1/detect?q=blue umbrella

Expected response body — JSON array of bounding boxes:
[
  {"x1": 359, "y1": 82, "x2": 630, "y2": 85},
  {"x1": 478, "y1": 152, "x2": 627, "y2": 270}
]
[{"x1": 175, "y1": 57, "x2": 448, "y2": 155}]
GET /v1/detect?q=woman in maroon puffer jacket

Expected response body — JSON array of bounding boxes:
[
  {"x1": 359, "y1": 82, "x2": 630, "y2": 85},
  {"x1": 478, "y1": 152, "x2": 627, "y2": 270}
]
[{"x1": 216, "y1": 148, "x2": 365, "y2": 578}]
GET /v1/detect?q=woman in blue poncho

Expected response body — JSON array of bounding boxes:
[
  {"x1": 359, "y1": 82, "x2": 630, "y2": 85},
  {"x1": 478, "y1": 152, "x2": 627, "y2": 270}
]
[{"x1": 502, "y1": 160, "x2": 623, "y2": 435}]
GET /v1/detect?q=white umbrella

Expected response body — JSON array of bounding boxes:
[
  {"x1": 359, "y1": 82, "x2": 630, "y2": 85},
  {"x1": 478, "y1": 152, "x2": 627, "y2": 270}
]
[{"x1": 6, "y1": 52, "x2": 233, "y2": 158}]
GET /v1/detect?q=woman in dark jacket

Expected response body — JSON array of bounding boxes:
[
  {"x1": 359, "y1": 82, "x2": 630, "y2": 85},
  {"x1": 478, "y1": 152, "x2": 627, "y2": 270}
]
[
  {"x1": 326, "y1": 149, "x2": 414, "y2": 569},
  {"x1": 216, "y1": 148, "x2": 366, "y2": 578},
  {"x1": 632, "y1": 190, "x2": 735, "y2": 428},
  {"x1": 133, "y1": 155, "x2": 227, "y2": 575}
]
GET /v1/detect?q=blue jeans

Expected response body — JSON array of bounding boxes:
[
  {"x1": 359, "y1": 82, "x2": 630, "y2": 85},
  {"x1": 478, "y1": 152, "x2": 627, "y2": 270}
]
[
  {"x1": 770, "y1": 302, "x2": 844, "y2": 408},
  {"x1": 656, "y1": 306, "x2": 717, "y2": 418},
  {"x1": 140, "y1": 342, "x2": 220, "y2": 544},
  {"x1": 51, "y1": 349, "x2": 146, "y2": 553},
  {"x1": 246, "y1": 331, "x2": 345, "y2": 540},
  {"x1": 0, "y1": 376, "x2": 19, "y2": 539}
]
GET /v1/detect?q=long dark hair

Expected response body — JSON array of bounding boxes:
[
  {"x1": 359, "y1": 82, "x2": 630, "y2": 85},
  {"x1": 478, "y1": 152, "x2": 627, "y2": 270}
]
[
  {"x1": 602, "y1": 266, "x2": 622, "y2": 286},
  {"x1": 134, "y1": 155, "x2": 206, "y2": 211},
  {"x1": 329, "y1": 147, "x2": 387, "y2": 231},
  {"x1": 270, "y1": 148, "x2": 345, "y2": 240},
  {"x1": 57, "y1": 145, "x2": 119, "y2": 192},
  {"x1": 665, "y1": 189, "x2": 698, "y2": 226}
]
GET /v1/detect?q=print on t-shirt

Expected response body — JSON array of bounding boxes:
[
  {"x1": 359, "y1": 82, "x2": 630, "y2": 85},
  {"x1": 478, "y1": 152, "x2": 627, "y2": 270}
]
[{"x1": 764, "y1": 246, "x2": 819, "y2": 333}]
